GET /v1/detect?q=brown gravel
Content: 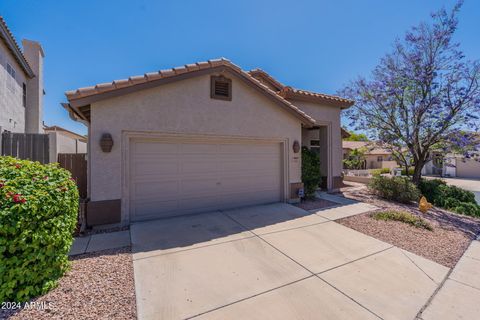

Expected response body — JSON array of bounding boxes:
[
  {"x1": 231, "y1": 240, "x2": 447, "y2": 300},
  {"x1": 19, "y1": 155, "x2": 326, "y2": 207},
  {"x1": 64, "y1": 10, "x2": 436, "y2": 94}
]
[
  {"x1": 1, "y1": 247, "x2": 136, "y2": 320},
  {"x1": 336, "y1": 182, "x2": 480, "y2": 268},
  {"x1": 295, "y1": 198, "x2": 338, "y2": 211}
]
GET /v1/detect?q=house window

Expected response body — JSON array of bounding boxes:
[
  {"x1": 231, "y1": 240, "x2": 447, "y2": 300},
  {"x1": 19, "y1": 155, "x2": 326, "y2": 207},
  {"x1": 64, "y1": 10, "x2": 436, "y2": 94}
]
[
  {"x1": 211, "y1": 75, "x2": 232, "y2": 101},
  {"x1": 310, "y1": 140, "x2": 321, "y2": 156},
  {"x1": 377, "y1": 156, "x2": 383, "y2": 162},
  {"x1": 6, "y1": 63, "x2": 16, "y2": 93},
  {"x1": 23, "y1": 83, "x2": 27, "y2": 107}
]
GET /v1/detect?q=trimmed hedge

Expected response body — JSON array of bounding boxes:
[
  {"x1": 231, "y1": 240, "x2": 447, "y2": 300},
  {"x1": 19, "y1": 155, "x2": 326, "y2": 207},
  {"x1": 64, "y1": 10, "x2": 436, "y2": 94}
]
[
  {"x1": 368, "y1": 175, "x2": 421, "y2": 204},
  {"x1": 419, "y1": 179, "x2": 480, "y2": 217},
  {"x1": 0, "y1": 157, "x2": 78, "y2": 302}
]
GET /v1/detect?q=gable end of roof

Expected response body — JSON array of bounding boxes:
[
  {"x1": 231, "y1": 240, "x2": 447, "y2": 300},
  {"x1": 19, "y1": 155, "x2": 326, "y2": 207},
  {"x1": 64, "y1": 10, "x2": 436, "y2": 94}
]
[
  {"x1": 0, "y1": 17, "x2": 35, "y2": 78},
  {"x1": 65, "y1": 58, "x2": 316, "y2": 126}
]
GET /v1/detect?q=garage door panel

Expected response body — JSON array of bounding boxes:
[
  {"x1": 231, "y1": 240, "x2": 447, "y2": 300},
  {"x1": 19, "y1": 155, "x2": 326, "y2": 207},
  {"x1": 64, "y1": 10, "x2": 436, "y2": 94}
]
[
  {"x1": 220, "y1": 175, "x2": 280, "y2": 192},
  {"x1": 133, "y1": 180, "x2": 179, "y2": 200},
  {"x1": 180, "y1": 143, "x2": 219, "y2": 154},
  {"x1": 134, "y1": 141, "x2": 179, "y2": 154},
  {"x1": 216, "y1": 190, "x2": 281, "y2": 208},
  {"x1": 129, "y1": 139, "x2": 283, "y2": 221},
  {"x1": 180, "y1": 178, "x2": 219, "y2": 194},
  {"x1": 133, "y1": 159, "x2": 179, "y2": 177},
  {"x1": 181, "y1": 156, "x2": 219, "y2": 174}
]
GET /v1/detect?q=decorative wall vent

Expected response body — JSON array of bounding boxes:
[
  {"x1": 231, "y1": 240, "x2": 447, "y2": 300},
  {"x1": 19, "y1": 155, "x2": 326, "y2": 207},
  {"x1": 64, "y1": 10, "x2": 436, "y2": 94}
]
[{"x1": 211, "y1": 75, "x2": 232, "y2": 101}]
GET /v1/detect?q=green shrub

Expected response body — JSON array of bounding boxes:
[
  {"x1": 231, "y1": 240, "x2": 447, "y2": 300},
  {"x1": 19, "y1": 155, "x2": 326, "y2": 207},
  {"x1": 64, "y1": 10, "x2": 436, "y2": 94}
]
[
  {"x1": 301, "y1": 147, "x2": 321, "y2": 198},
  {"x1": 401, "y1": 167, "x2": 415, "y2": 176},
  {"x1": 437, "y1": 184, "x2": 476, "y2": 204},
  {"x1": 419, "y1": 179, "x2": 480, "y2": 217},
  {"x1": 449, "y1": 202, "x2": 480, "y2": 217},
  {"x1": 372, "y1": 210, "x2": 433, "y2": 230},
  {"x1": 370, "y1": 168, "x2": 391, "y2": 176},
  {"x1": 368, "y1": 175, "x2": 421, "y2": 203},
  {"x1": 418, "y1": 179, "x2": 446, "y2": 205},
  {"x1": 0, "y1": 156, "x2": 79, "y2": 302}
]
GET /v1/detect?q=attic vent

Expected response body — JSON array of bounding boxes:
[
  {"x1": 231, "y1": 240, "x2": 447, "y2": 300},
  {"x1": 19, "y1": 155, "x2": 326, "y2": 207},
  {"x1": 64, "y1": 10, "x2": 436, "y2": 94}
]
[{"x1": 211, "y1": 75, "x2": 232, "y2": 101}]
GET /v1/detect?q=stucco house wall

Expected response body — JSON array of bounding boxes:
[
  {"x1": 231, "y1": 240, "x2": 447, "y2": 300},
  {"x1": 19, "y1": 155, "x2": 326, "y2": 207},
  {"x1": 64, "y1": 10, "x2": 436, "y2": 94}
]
[
  {"x1": 290, "y1": 100, "x2": 343, "y2": 179},
  {"x1": 89, "y1": 72, "x2": 303, "y2": 203},
  {"x1": 0, "y1": 40, "x2": 27, "y2": 133}
]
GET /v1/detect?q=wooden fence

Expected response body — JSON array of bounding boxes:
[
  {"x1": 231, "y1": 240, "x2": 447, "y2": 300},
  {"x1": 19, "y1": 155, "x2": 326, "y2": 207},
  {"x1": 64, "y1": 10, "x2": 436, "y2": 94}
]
[
  {"x1": 58, "y1": 153, "x2": 88, "y2": 199},
  {"x1": 1, "y1": 132, "x2": 50, "y2": 163}
]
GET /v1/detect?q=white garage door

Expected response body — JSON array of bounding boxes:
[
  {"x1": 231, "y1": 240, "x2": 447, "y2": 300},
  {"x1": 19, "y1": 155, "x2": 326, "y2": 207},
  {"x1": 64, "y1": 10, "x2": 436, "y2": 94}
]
[
  {"x1": 456, "y1": 158, "x2": 480, "y2": 179},
  {"x1": 129, "y1": 138, "x2": 283, "y2": 221}
]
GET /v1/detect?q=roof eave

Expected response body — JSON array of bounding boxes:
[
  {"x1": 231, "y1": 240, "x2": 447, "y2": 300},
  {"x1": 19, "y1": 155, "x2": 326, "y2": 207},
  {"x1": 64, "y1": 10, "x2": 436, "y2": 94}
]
[
  {"x1": 0, "y1": 19, "x2": 35, "y2": 78},
  {"x1": 66, "y1": 63, "x2": 316, "y2": 127},
  {"x1": 281, "y1": 90, "x2": 354, "y2": 109}
]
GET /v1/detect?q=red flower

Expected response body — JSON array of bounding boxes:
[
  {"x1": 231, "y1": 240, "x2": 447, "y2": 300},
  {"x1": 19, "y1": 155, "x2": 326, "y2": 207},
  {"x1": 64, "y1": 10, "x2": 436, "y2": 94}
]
[
  {"x1": 43, "y1": 176, "x2": 49, "y2": 180},
  {"x1": 0, "y1": 183, "x2": 4, "y2": 188},
  {"x1": 12, "y1": 194, "x2": 26, "y2": 203},
  {"x1": 15, "y1": 164, "x2": 21, "y2": 169}
]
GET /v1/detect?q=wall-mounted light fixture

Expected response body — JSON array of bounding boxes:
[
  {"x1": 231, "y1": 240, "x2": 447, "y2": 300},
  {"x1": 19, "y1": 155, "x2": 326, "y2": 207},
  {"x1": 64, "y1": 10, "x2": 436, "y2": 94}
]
[
  {"x1": 292, "y1": 140, "x2": 300, "y2": 153},
  {"x1": 100, "y1": 133, "x2": 113, "y2": 152}
]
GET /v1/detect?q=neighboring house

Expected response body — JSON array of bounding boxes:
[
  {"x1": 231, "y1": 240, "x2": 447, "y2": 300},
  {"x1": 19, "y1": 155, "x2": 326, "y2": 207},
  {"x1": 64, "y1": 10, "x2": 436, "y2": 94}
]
[
  {"x1": 342, "y1": 140, "x2": 398, "y2": 170},
  {"x1": 0, "y1": 17, "x2": 86, "y2": 164},
  {"x1": 423, "y1": 151, "x2": 480, "y2": 179},
  {"x1": 63, "y1": 58, "x2": 353, "y2": 226},
  {"x1": 44, "y1": 125, "x2": 87, "y2": 154},
  {"x1": 0, "y1": 17, "x2": 44, "y2": 134}
]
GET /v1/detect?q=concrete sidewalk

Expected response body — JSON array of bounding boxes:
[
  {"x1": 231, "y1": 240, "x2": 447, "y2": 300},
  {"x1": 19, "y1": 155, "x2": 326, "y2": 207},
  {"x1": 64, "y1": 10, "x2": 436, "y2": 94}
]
[
  {"x1": 69, "y1": 230, "x2": 131, "y2": 256},
  {"x1": 420, "y1": 238, "x2": 480, "y2": 320}
]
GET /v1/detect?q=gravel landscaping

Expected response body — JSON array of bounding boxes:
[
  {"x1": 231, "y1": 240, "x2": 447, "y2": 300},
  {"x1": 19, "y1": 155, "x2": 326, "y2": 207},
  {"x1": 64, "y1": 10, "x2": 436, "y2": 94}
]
[
  {"x1": 336, "y1": 182, "x2": 480, "y2": 268},
  {"x1": 1, "y1": 247, "x2": 136, "y2": 320},
  {"x1": 295, "y1": 198, "x2": 338, "y2": 211}
]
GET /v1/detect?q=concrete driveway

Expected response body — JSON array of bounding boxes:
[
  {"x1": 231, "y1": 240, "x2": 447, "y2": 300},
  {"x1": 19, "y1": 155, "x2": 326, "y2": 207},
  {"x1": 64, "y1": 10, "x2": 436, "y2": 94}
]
[
  {"x1": 440, "y1": 177, "x2": 480, "y2": 204},
  {"x1": 131, "y1": 203, "x2": 449, "y2": 320}
]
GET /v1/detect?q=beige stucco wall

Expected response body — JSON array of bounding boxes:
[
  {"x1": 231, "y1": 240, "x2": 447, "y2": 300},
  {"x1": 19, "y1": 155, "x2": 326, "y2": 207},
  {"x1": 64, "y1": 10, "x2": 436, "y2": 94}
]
[
  {"x1": 0, "y1": 40, "x2": 27, "y2": 133},
  {"x1": 89, "y1": 72, "x2": 303, "y2": 202},
  {"x1": 48, "y1": 132, "x2": 87, "y2": 163},
  {"x1": 23, "y1": 40, "x2": 44, "y2": 134},
  {"x1": 291, "y1": 100, "x2": 343, "y2": 178}
]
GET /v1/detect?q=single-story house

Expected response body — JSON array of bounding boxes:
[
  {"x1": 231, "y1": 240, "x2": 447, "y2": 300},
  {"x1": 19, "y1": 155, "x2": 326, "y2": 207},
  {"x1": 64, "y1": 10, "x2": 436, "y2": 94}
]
[
  {"x1": 44, "y1": 125, "x2": 87, "y2": 156},
  {"x1": 342, "y1": 140, "x2": 398, "y2": 170},
  {"x1": 423, "y1": 153, "x2": 480, "y2": 179},
  {"x1": 63, "y1": 58, "x2": 353, "y2": 226}
]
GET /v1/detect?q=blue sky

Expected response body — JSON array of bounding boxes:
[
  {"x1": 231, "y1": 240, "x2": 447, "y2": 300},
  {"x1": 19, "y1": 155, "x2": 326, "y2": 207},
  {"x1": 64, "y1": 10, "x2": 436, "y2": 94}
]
[{"x1": 1, "y1": 0, "x2": 479, "y2": 135}]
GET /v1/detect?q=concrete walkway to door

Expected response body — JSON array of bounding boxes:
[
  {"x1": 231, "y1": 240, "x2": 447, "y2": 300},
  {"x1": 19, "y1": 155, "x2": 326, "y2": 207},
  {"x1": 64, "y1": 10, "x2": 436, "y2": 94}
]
[{"x1": 131, "y1": 202, "x2": 450, "y2": 320}]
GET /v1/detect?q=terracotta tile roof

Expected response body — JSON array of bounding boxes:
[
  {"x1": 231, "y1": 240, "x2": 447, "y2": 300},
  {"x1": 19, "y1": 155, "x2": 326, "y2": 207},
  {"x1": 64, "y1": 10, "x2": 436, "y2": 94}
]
[
  {"x1": 0, "y1": 16, "x2": 34, "y2": 78},
  {"x1": 342, "y1": 141, "x2": 392, "y2": 155},
  {"x1": 248, "y1": 69, "x2": 285, "y2": 91},
  {"x1": 64, "y1": 58, "x2": 316, "y2": 126},
  {"x1": 279, "y1": 86, "x2": 354, "y2": 109}
]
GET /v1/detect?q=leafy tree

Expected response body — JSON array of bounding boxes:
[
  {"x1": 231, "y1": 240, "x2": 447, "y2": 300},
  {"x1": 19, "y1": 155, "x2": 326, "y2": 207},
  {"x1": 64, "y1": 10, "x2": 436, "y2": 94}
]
[
  {"x1": 343, "y1": 147, "x2": 367, "y2": 169},
  {"x1": 341, "y1": 1, "x2": 480, "y2": 185},
  {"x1": 344, "y1": 131, "x2": 369, "y2": 141}
]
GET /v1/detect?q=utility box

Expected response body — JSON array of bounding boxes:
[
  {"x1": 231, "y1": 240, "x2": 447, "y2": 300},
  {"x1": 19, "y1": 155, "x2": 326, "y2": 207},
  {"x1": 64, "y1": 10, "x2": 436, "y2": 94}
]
[{"x1": 289, "y1": 182, "x2": 304, "y2": 203}]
